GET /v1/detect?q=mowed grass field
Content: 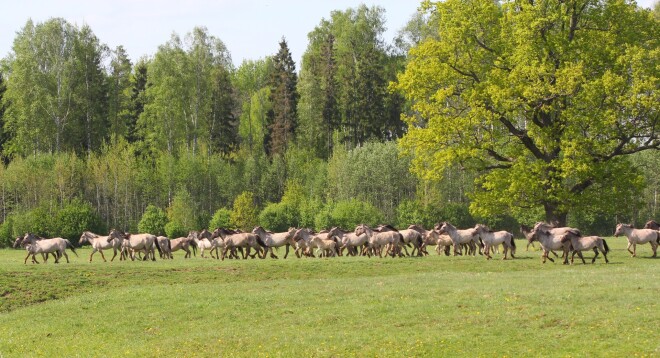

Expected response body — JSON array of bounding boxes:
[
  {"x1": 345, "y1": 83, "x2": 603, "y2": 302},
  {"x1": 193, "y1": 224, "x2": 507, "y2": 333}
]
[{"x1": 1, "y1": 238, "x2": 659, "y2": 357}]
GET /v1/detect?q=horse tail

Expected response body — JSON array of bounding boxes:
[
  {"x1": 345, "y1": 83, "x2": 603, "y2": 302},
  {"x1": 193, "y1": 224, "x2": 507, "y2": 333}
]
[
  {"x1": 153, "y1": 237, "x2": 163, "y2": 257},
  {"x1": 510, "y1": 235, "x2": 516, "y2": 251},
  {"x1": 602, "y1": 238, "x2": 610, "y2": 254},
  {"x1": 66, "y1": 240, "x2": 79, "y2": 257},
  {"x1": 416, "y1": 234, "x2": 423, "y2": 248}
]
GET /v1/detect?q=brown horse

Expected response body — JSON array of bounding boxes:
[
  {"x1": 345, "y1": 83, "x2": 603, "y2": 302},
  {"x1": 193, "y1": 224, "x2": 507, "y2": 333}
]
[
  {"x1": 20, "y1": 233, "x2": 78, "y2": 264},
  {"x1": 559, "y1": 229, "x2": 609, "y2": 264}
]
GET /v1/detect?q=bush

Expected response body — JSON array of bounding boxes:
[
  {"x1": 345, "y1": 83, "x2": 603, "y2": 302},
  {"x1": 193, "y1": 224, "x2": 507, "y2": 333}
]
[
  {"x1": 437, "y1": 203, "x2": 475, "y2": 228},
  {"x1": 209, "y1": 208, "x2": 232, "y2": 229},
  {"x1": 164, "y1": 221, "x2": 187, "y2": 239},
  {"x1": 230, "y1": 192, "x2": 258, "y2": 231},
  {"x1": 55, "y1": 199, "x2": 104, "y2": 242},
  {"x1": 314, "y1": 199, "x2": 385, "y2": 230},
  {"x1": 138, "y1": 205, "x2": 168, "y2": 235},
  {"x1": 259, "y1": 202, "x2": 299, "y2": 232},
  {"x1": 10, "y1": 205, "x2": 55, "y2": 238},
  {"x1": 0, "y1": 218, "x2": 14, "y2": 248}
]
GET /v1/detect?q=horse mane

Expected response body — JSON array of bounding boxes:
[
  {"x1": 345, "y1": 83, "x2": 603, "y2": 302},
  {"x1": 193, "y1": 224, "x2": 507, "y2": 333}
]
[
  {"x1": 378, "y1": 224, "x2": 398, "y2": 232},
  {"x1": 644, "y1": 220, "x2": 660, "y2": 230}
]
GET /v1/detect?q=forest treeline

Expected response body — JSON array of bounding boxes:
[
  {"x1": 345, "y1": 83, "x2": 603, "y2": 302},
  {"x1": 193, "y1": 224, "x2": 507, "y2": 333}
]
[{"x1": 0, "y1": 3, "x2": 658, "y2": 246}]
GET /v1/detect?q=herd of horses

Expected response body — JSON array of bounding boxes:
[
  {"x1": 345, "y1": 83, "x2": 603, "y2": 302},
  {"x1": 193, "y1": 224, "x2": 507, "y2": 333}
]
[{"x1": 11, "y1": 220, "x2": 660, "y2": 264}]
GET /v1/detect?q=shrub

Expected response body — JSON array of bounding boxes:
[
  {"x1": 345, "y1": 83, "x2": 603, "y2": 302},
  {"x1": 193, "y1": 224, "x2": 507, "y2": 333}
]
[
  {"x1": 55, "y1": 199, "x2": 104, "y2": 242},
  {"x1": 230, "y1": 191, "x2": 258, "y2": 231},
  {"x1": 10, "y1": 205, "x2": 55, "y2": 238},
  {"x1": 164, "y1": 221, "x2": 187, "y2": 239},
  {"x1": 209, "y1": 208, "x2": 232, "y2": 229},
  {"x1": 259, "y1": 202, "x2": 299, "y2": 232},
  {"x1": 138, "y1": 205, "x2": 168, "y2": 235},
  {"x1": 0, "y1": 217, "x2": 14, "y2": 248},
  {"x1": 314, "y1": 199, "x2": 385, "y2": 230}
]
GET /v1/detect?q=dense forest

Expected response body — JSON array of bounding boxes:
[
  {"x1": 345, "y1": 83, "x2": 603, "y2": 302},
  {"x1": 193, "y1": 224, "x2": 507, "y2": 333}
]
[{"x1": 0, "y1": 2, "x2": 658, "y2": 246}]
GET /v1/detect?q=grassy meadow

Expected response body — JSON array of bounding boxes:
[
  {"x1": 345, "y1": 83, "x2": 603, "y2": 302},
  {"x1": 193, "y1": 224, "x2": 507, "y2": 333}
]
[{"x1": 1, "y1": 238, "x2": 659, "y2": 357}]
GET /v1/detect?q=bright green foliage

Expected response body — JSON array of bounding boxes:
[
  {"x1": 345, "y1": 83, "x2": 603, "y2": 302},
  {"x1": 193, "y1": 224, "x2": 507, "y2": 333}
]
[
  {"x1": 9, "y1": 205, "x2": 55, "y2": 239},
  {"x1": 0, "y1": 71, "x2": 8, "y2": 158},
  {"x1": 166, "y1": 188, "x2": 197, "y2": 235},
  {"x1": 107, "y1": 46, "x2": 133, "y2": 142},
  {"x1": 139, "y1": 27, "x2": 232, "y2": 156},
  {"x1": 396, "y1": 199, "x2": 475, "y2": 229},
  {"x1": 55, "y1": 199, "x2": 104, "y2": 241},
  {"x1": 164, "y1": 221, "x2": 187, "y2": 239},
  {"x1": 395, "y1": 0, "x2": 659, "y2": 225},
  {"x1": 258, "y1": 202, "x2": 298, "y2": 232},
  {"x1": 208, "y1": 208, "x2": 232, "y2": 229},
  {"x1": 327, "y1": 141, "x2": 416, "y2": 221},
  {"x1": 137, "y1": 205, "x2": 168, "y2": 235},
  {"x1": 76, "y1": 24, "x2": 108, "y2": 154},
  {"x1": 234, "y1": 58, "x2": 273, "y2": 157},
  {"x1": 0, "y1": 218, "x2": 13, "y2": 247},
  {"x1": 314, "y1": 199, "x2": 384, "y2": 230},
  {"x1": 230, "y1": 191, "x2": 258, "y2": 231},
  {"x1": 297, "y1": 5, "x2": 405, "y2": 155},
  {"x1": 3, "y1": 19, "x2": 109, "y2": 155},
  {"x1": 257, "y1": 180, "x2": 308, "y2": 231}
]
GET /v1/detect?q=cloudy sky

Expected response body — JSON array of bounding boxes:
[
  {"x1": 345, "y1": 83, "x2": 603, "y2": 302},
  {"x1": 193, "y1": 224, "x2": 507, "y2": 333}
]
[{"x1": 1, "y1": 0, "x2": 656, "y2": 67}]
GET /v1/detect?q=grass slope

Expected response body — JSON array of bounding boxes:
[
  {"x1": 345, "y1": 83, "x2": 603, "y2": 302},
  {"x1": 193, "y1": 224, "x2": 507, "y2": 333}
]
[{"x1": 0, "y1": 239, "x2": 659, "y2": 357}]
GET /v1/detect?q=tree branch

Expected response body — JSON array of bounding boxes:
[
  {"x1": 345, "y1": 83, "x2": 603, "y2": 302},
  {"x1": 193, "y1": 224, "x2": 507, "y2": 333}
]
[
  {"x1": 447, "y1": 63, "x2": 480, "y2": 83},
  {"x1": 498, "y1": 116, "x2": 549, "y2": 161},
  {"x1": 571, "y1": 178, "x2": 593, "y2": 194}
]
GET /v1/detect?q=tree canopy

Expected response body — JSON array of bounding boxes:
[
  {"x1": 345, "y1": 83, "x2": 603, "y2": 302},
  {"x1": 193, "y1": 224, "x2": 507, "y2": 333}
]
[{"x1": 395, "y1": 0, "x2": 659, "y2": 225}]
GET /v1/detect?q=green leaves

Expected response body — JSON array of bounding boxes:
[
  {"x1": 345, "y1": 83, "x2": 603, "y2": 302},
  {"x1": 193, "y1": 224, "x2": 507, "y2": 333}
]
[{"x1": 395, "y1": 0, "x2": 659, "y2": 224}]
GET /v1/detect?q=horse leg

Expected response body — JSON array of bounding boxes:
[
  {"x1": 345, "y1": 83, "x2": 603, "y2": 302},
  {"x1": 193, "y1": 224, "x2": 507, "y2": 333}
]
[
  {"x1": 601, "y1": 247, "x2": 609, "y2": 263},
  {"x1": 546, "y1": 249, "x2": 554, "y2": 263},
  {"x1": 632, "y1": 243, "x2": 637, "y2": 257},
  {"x1": 484, "y1": 244, "x2": 491, "y2": 260},
  {"x1": 591, "y1": 248, "x2": 598, "y2": 264},
  {"x1": 576, "y1": 251, "x2": 586, "y2": 264},
  {"x1": 99, "y1": 250, "x2": 107, "y2": 262},
  {"x1": 284, "y1": 244, "x2": 290, "y2": 259},
  {"x1": 401, "y1": 244, "x2": 410, "y2": 257},
  {"x1": 627, "y1": 242, "x2": 634, "y2": 256}
]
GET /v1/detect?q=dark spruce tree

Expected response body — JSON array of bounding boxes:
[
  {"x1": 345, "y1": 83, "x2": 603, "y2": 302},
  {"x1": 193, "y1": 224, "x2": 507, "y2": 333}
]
[
  {"x1": 0, "y1": 73, "x2": 6, "y2": 164},
  {"x1": 209, "y1": 65, "x2": 238, "y2": 155},
  {"x1": 266, "y1": 38, "x2": 299, "y2": 157},
  {"x1": 129, "y1": 58, "x2": 149, "y2": 144}
]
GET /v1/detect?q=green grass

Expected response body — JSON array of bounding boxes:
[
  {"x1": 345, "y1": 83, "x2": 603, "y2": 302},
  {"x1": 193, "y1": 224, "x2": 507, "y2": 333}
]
[{"x1": 1, "y1": 239, "x2": 659, "y2": 357}]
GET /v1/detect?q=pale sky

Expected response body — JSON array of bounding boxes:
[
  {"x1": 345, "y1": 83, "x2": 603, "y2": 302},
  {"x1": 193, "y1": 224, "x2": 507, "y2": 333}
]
[
  {"x1": 0, "y1": 0, "x2": 422, "y2": 67},
  {"x1": 1, "y1": 0, "x2": 656, "y2": 68}
]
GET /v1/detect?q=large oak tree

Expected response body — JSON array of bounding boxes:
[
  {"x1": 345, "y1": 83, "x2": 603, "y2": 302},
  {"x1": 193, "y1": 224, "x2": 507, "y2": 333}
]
[{"x1": 395, "y1": 0, "x2": 659, "y2": 225}]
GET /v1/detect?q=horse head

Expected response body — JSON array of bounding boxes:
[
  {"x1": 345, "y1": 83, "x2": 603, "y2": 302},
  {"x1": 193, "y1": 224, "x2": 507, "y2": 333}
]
[
  {"x1": 251, "y1": 226, "x2": 266, "y2": 236},
  {"x1": 107, "y1": 229, "x2": 125, "y2": 242}
]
